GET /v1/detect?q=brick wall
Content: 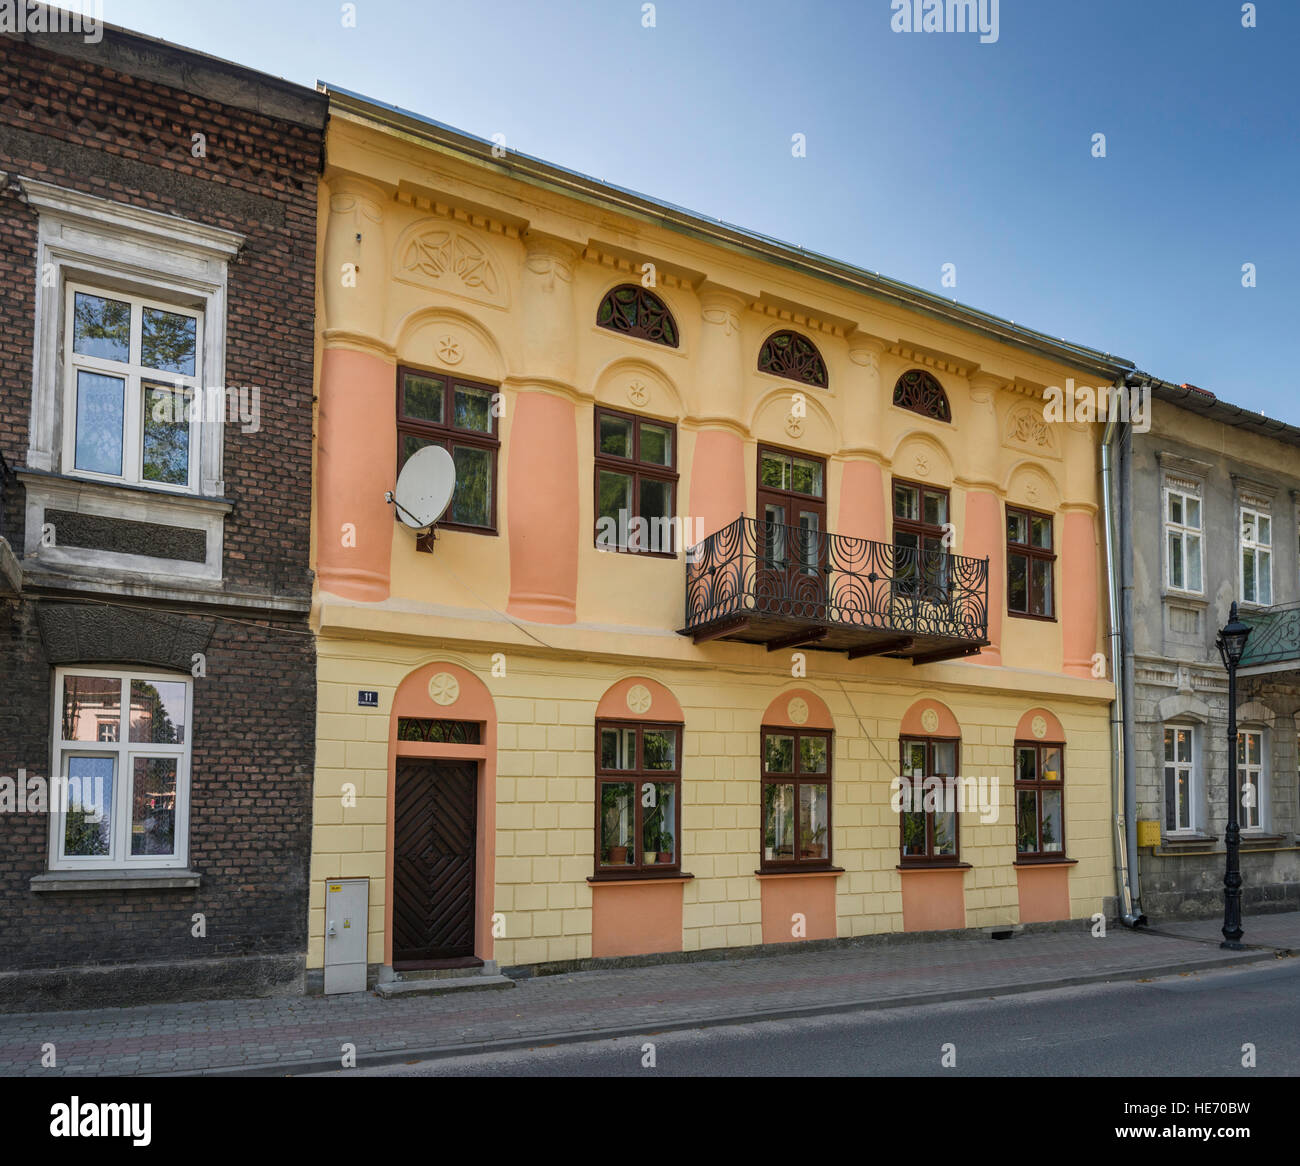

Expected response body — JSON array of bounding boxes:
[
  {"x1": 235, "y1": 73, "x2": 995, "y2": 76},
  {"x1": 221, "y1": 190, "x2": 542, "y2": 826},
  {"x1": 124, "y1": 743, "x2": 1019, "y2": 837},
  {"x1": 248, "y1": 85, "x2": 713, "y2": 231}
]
[
  {"x1": 0, "y1": 28, "x2": 323, "y2": 1008},
  {"x1": 0, "y1": 31, "x2": 320, "y2": 592}
]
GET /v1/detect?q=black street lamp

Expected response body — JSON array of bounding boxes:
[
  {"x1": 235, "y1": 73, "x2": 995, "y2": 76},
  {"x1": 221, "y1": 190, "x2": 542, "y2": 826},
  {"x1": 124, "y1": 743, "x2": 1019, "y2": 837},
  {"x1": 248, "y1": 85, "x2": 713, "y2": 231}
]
[{"x1": 1215, "y1": 602, "x2": 1252, "y2": 950}]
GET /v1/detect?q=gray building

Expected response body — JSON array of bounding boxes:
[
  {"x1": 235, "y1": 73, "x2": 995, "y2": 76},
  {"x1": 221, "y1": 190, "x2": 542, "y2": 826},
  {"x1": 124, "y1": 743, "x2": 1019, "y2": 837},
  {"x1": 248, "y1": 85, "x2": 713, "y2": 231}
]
[{"x1": 1119, "y1": 382, "x2": 1300, "y2": 918}]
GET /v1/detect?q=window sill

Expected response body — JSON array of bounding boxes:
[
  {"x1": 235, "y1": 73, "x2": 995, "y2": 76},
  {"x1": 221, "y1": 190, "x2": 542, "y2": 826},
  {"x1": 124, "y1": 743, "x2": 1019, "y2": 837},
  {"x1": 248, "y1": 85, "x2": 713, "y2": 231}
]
[
  {"x1": 1013, "y1": 856, "x2": 1076, "y2": 866},
  {"x1": 1006, "y1": 612, "x2": 1058, "y2": 623},
  {"x1": 31, "y1": 869, "x2": 201, "y2": 893},
  {"x1": 1161, "y1": 591, "x2": 1208, "y2": 606},
  {"x1": 755, "y1": 866, "x2": 844, "y2": 878},
  {"x1": 588, "y1": 871, "x2": 693, "y2": 885},
  {"x1": 897, "y1": 862, "x2": 971, "y2": 872},
  {"x1": 16, "y1": 467, "x2": 233, "y2": 511}
]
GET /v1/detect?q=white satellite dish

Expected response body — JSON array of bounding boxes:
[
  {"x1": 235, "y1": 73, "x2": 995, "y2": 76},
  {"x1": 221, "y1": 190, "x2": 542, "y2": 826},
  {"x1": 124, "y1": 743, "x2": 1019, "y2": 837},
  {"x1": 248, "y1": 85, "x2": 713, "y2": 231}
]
[{"x1": 389, "y1": 445, "x2": 456, "y2": 530}]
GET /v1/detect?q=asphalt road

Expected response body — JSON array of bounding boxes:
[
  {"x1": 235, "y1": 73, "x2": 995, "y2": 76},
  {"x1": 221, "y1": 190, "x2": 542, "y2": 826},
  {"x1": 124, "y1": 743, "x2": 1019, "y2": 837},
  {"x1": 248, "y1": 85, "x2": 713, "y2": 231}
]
[{"x1": 318, "y1": 957, "x2": 1299, "y2": 1077}]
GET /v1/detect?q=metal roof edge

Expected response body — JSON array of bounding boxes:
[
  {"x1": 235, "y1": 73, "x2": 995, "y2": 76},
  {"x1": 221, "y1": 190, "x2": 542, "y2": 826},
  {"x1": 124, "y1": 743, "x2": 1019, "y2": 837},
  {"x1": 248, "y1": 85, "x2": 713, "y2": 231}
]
[{"x1": 1140, "y1": 377, "x2": 1300, "y2": 448}]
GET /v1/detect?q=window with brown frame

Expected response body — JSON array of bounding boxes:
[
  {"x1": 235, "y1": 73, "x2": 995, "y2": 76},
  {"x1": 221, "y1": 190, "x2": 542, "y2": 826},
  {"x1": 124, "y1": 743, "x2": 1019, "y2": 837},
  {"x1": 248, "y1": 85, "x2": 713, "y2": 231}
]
[
  {"x1": 594, "y1": 407, "x2": 679, "y2": 554},
  {"x1": 892, "y1": 368, "x2": 951, "y2": 421},
  {"x1": 596, "y1": 284, "x2": 679, "y2": 347},
  {"x1": 396, "y1": 367, "x2": 500, "y2": 532},
  {"x1": 1015, "y1": 741, "x2": 1066, "y2": 859},
  {"x1": 761, "y1": 727, "x2": 832, "y2": 868},
  {"x1": 899, "y1": 736, "x2": 960, "y2": 864},
  {"x1": 595, "y1": 720, "x2": 682, "y2": 875},
  {"x1": 1007, "y1": 506, "x2": 1056, "y2": 618},
  {"x1": 893, "y1": 478, "x2": 950, "y2": 601},
  {"x1": 757, "y1": 330, "x2": 828, "y2": 388}
]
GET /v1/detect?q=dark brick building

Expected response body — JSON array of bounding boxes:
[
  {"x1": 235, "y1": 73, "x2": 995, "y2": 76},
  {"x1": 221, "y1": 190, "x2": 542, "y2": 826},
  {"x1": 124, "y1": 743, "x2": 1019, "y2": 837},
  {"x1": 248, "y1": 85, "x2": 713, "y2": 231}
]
[{"x1": 0, "y1": 13, "x2": 324, "y2": 1009}]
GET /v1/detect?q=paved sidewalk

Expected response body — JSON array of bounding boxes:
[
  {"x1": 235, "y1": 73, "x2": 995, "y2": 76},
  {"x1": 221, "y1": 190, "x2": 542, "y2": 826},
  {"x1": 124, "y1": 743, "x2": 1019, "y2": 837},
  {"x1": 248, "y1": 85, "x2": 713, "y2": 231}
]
[{"x1": 3, "y1": 913, "x2": 1295, "y2": 1076}]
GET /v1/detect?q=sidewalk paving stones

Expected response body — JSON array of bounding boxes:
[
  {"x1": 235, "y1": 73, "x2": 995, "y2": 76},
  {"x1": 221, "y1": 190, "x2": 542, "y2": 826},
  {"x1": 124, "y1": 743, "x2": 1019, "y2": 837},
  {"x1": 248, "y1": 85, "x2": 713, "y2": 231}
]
[{"x1": 2, "y1": 913, "x2": 1296, "y2": 1077}]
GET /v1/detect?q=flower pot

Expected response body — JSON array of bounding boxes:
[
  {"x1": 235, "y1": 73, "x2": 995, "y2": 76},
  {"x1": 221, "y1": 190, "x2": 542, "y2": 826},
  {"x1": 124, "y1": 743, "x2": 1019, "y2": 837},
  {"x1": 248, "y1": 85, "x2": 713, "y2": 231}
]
[
  {"x1": 657, "y1": 852, "x2": 674, "y2": 864},
  {"x1": 804, "y1": 843, "x2": 824, "y2": 859},
  {"x1": 643, "y1": 851, "x2": 658, "y2": 864},
  {"x1": 608, "y1": 846, "x2": 628, "y2": 865}
]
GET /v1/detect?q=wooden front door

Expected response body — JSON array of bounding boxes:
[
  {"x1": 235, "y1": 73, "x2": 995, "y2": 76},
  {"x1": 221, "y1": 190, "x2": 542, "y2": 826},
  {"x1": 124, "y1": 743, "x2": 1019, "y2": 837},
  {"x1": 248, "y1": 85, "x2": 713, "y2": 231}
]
[
  {"x1": 756, "y1": 446, "x2": 828, "y2": 617},
  {"x1": 393, "y1": 759, "x2": 477, "y2": 964}
]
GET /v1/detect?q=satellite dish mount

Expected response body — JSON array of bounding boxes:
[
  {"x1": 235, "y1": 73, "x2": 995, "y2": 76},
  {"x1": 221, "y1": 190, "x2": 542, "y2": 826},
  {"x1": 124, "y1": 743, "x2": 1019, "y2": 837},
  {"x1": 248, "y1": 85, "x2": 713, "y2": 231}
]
[{"x1": 385, "y1": 445, "x2": 456, "y2": 554}]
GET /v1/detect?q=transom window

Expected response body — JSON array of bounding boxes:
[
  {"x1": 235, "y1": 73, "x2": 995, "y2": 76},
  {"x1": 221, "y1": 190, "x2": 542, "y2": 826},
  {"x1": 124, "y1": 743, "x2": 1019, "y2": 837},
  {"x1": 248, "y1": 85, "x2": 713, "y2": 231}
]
[
  {"x1": 1237, "y1": 729, "x2": 1265, "y2": 831},
  {"x1": 594, "y1": 407, "x2": 678, "y2": 553},
  {"x1": 50, "y1": 668, "x2": 192, "y2": 869},
  {"x1": 757, "y1": 330, "x2": 828, "y2": 388},
  {"x1": 761, "y1": 727, "x2": 832, "y2": 868},
  {"x1": 1164, "y1": 488, "x2": 1203, "y2": 593},
  {"x1": 62, "y1": 285, "x2": 203, "y2": 491},
  {"x1": 1006, "y1": 506, "x2": 1055, "y2": 619},
  {"x1": 595, "y1": 284, "x2": 679, "y2": 347},
  {"x1": 1164, "y1": 725, "x2": 1196, "y2": 833},
  {"x1": 894, "y1": 479, "x2": 949, "y2": 600},
  {"x1": 396, "y1": 367, "x2": 500, "y2": 532},
  {"x1": 1015, "y1": 742, "x2": 1065, "y2": 859},
  {"x1": 899, "y1": 736, "x2": 960, "y2": 863},
  {"x1": 892, "y1": 369, "x2": 951, "y2": 422},
  {"x1": 396, "y1": 718, "x2": 482, "y2": 744},
  {"x1": 596, "y1": 720, "x2": 682, "y2": 874},
  {"x1": 1240, "y1": 507, "x2": 1272, "y2": 605}
]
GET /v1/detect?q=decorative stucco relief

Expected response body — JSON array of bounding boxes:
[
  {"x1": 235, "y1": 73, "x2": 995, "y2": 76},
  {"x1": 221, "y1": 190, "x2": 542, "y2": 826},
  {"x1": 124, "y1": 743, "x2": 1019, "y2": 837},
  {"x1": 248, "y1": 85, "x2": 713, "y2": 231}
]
[
  {"x1": 1003, "y1": 403, "x2": 1060, "y2": 456},
  {"x1": 395, "y1": 221, "x2": 509, "y2": 307}
]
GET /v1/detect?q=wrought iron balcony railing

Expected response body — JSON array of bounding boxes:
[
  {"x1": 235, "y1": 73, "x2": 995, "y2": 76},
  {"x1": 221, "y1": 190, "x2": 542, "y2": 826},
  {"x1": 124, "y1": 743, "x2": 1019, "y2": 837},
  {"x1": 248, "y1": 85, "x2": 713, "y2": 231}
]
[
  {"x1": 1238, "y1": 600, "x2": 1300, "y2": 671},
  {"x1": 681, "y1": 515, "x2": 989, "y2": 665}
]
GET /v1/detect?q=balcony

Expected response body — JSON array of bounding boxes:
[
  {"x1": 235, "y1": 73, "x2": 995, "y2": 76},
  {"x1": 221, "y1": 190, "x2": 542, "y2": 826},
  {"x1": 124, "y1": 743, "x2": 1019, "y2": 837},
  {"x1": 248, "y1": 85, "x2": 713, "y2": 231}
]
[
  {"x1": 681, "y1": 515, "x2": 989, "y2": 665},
  {"x1": 1238, "y1": 600, "x2": 1300, "y2": 675}
]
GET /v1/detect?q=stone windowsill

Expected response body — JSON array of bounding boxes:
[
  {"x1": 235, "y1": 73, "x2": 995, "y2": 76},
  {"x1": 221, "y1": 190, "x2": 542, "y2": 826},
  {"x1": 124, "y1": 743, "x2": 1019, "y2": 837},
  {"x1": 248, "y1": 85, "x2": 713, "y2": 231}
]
[
  {"x1": 587, "y1": 871, "x2": 694, "y2": 885},
  {"x1": 754, "y1": 866, "x2": 845, "y2": 878},
  {"x1": 31, "y1": 869, "x2": 202, "y2": 893}
]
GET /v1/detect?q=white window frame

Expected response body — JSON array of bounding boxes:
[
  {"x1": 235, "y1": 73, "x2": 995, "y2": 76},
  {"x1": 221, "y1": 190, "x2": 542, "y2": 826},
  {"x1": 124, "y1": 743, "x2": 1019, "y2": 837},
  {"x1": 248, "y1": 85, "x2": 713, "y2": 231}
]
[
  {"x1": 1236, "y1": 727, "x2": 1267, "y2": 833},
  {"x1": 61, "y1": 282, "x2": 204, "y2": 493},
  {"x1": 49, "y1": 667, "x2": 193, "y2": 871},
  {"x1": 1240, "y1": 506, "x2": 1273, "y2": 606},
  {"x1": 1163, "y1": 486, "x2": 1203, "y2": 595},
  {"x1": 22, "y1": 179, "x2": 241, "y2": 495},
  {"x1": 1163, "y1": 723, "x2": 1198, "y2": 833}
]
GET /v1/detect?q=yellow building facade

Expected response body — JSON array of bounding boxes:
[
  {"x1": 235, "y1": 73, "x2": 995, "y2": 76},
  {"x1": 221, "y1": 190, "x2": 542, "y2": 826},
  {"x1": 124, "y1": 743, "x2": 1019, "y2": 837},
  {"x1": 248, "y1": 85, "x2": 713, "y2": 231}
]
[{"x1": 307, "y1": 88, "x2": 1123, "y2": 983}]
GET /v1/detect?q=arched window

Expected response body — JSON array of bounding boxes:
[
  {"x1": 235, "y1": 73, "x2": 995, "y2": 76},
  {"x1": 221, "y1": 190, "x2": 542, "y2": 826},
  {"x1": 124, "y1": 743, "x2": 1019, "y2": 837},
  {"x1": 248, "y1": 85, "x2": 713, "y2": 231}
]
[
  {"x1": 596, "y1": 284, "x2": 679, "y2": 347},
  {"x1": 757, "y1": 330, "x2": 828, "y2": 387},
  {"x1": 893, "y1": 369, "x2": 951, "y2": 422}
]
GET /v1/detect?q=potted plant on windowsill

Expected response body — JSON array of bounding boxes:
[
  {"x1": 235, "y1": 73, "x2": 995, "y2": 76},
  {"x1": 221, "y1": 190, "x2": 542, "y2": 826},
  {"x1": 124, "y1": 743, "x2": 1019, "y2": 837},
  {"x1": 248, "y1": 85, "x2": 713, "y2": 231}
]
[
  {"x1": 655, "y1": 828, "x2": 675, "y2": 863},
  {"x1": 607, "y1": 843, "x2": 629, "y2": 865},
  {"x1": 802, "y1": 824, "x2": 827, "y2": 860}
]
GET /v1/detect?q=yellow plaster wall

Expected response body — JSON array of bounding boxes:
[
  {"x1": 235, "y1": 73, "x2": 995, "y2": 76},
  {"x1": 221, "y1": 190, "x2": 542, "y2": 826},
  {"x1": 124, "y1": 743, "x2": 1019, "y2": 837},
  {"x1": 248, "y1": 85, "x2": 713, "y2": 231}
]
[{"x1": 308, "y1": 639, "x2": 1113, "y2": 970}]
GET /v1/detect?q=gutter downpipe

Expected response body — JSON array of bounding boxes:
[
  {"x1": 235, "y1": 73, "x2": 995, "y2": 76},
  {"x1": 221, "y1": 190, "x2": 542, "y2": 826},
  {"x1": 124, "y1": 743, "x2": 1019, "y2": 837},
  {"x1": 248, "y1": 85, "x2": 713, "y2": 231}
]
[{"x1": 1102, "y1": 396, "x2": 1146, "y2": 927}]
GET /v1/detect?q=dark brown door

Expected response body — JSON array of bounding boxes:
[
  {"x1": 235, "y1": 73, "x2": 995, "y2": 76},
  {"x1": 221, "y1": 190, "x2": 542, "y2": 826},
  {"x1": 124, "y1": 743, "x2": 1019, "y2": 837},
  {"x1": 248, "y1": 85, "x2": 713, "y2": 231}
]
[
  {"x1": 756, "y1": 446, "x2": 828, "y2": 617},
  {"x1": 393, "y1": 760, "x2": 477, "y2": 964}
]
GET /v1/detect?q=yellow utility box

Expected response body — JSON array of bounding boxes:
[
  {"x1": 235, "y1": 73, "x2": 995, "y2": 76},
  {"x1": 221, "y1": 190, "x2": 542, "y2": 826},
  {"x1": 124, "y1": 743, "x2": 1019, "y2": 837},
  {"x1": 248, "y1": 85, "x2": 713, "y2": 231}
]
[{"x1": 1136, "y1": 820, "x2": 1161, "y2": 848}]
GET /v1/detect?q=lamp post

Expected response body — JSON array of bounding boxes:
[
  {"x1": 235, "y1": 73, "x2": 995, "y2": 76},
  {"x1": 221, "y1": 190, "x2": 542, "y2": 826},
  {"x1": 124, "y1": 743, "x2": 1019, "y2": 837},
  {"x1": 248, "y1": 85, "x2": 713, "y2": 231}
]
[{"x1": 1215, "y1": 602, "x2": 1252, "y2": 950}]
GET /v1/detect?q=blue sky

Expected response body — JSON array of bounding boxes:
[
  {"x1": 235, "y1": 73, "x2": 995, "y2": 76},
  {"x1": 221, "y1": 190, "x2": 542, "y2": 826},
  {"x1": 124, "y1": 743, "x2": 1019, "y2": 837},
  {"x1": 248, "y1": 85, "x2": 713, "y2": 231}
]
[{"x1": 92, "y1": 0, "x2": 1298, "y2": 420}]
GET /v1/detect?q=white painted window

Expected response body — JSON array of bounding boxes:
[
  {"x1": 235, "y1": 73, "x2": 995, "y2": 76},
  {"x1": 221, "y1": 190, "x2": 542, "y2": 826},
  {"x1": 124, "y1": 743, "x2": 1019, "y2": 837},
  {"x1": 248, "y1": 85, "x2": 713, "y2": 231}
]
[
  {"x1": 49, "y1": 668, "x2": 192, "y2": 870},
  {"x1": 1240, "y1": 507, "x2": 1272, "y2": 606},
  {"x1": 1163, "y1": 724, "x2": 1197, "y2": 832},
  {"x1": 62, "y1": 284, "x2": 204, "y2": 492},
  {"x1": 1236, "y1": 729, "x2": 1265, "y2": 832},
  {"x1": 1164, "y1": 488, "x2": 1203, "y2": 593}
]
